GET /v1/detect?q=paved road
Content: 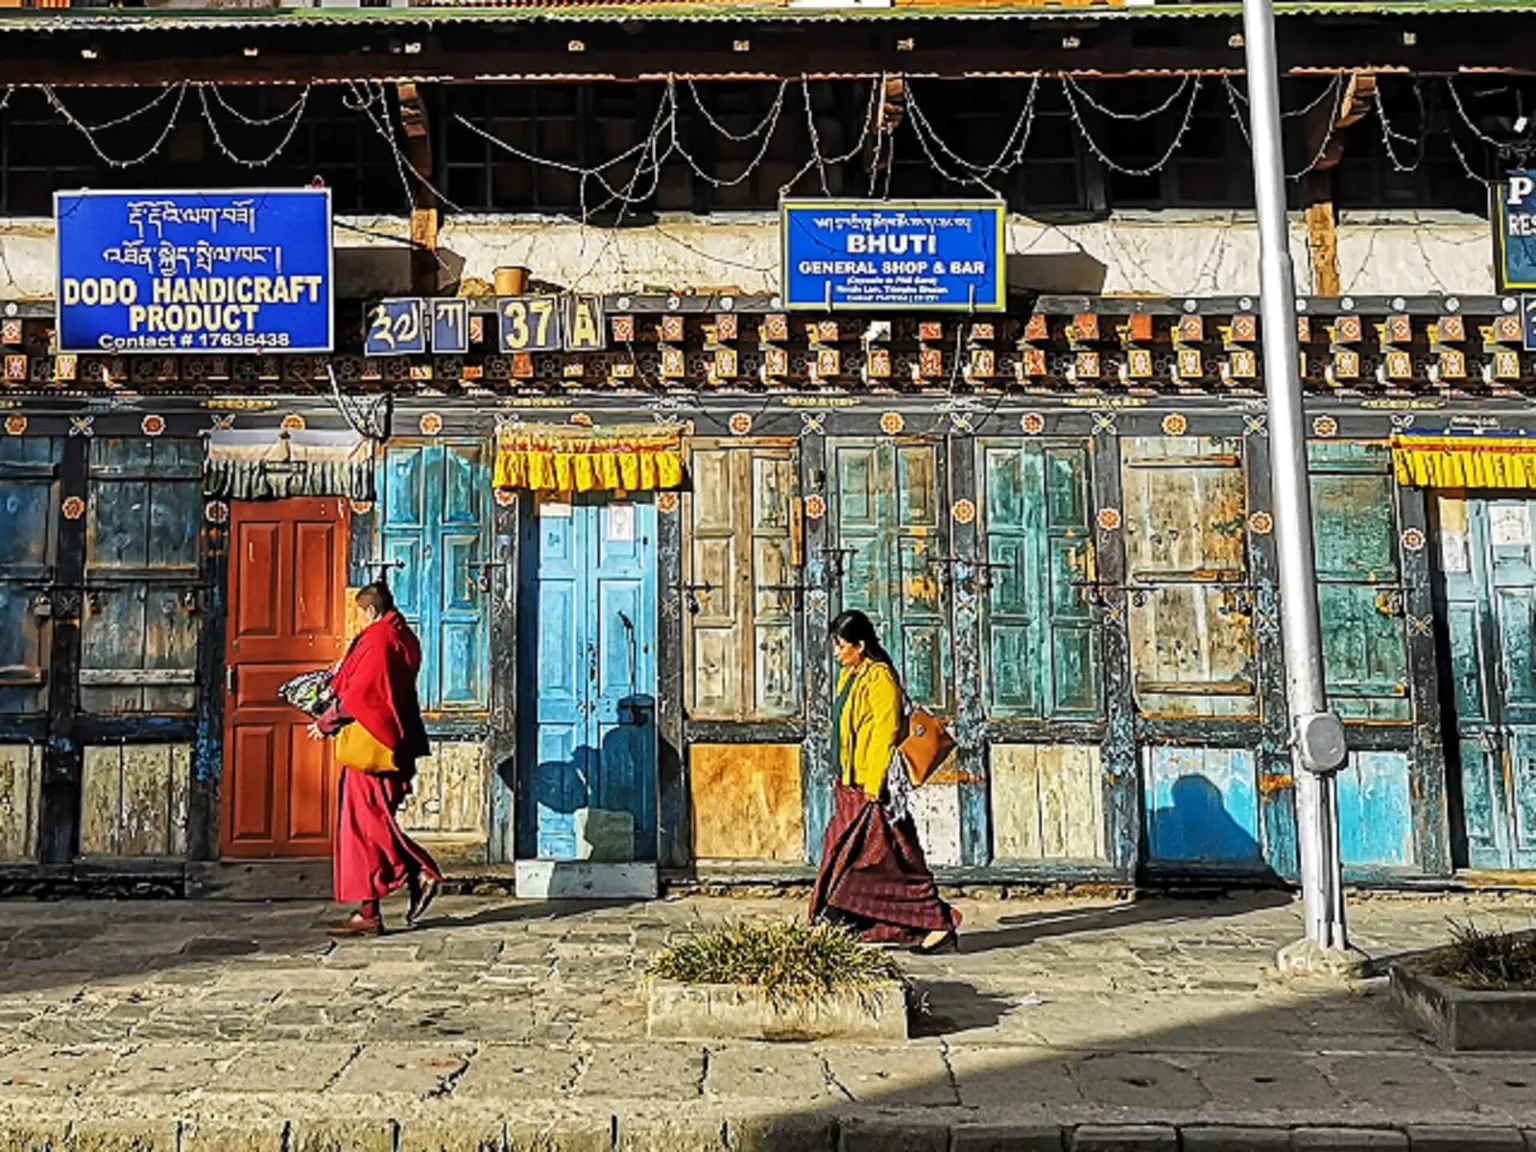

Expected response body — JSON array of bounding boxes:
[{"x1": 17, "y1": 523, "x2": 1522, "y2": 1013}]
[{"x1": 1, "y1": 889, "x2": 1534, "y2": 1150}]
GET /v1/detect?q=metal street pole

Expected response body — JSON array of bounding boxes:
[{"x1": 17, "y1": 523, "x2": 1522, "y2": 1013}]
[{"x1": 1240, "y1": 0, "x2": 1350, "y2": 955}]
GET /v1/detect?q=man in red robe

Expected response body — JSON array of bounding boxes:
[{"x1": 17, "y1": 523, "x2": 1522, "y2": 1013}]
[{"x1": 309, "y1": 583, "x2": 442, "y2": 936}]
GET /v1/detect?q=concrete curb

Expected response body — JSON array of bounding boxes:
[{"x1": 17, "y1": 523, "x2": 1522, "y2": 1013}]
[{"x1": 7, "y1": 1118, "x2": 1535, "y2": 1152}]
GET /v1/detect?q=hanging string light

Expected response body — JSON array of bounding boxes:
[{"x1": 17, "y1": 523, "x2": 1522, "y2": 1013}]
[
  {"x1": 902, "y1": 77, "x2": 1039, "y2": 192},
  {"x1": 682, "y1": 78, "x2": 788, "y2": 144},
  {"x1": 199, "y1": 84, "x2": 311, "y2": 169},
  {"x1": 1063, "y1": 75, "x2": 1195, "y2": 123},
  {"x1": 17, "y1": 70, "x2": 1531, "y2": 216},
  {"x1": 1446, "y1": 77, "x2": 1536, "y2": 157},
  {"x1": 1221, "y1": 74, "x2": 1348, "y2": 180},
  {"x1": 43, "y1": 82, "x2": 188, "y2": 169},
  {"x1": 206, "y1": 83, "x2": 310, "y2": 128},
  {"x1": 1373, "y1": 77, "x2": 1426, "y2": 175},
  {"x1": 1223, "y1": 75, "x2": 1349, "y2": 121},
  {"x1": 669, "y1": 77, "x2": 788, "y2": 190},
  {"x1": 1063, "y1": 74, "x2": 1204, "y2": 179},
  {"x1": 786, "y1": 76, "x2": 881, "y2": 196}
]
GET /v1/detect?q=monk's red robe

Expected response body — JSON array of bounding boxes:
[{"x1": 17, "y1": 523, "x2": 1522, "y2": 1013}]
[{"x1": 321, "y1": 610, "x2": 440, "y2": 906}]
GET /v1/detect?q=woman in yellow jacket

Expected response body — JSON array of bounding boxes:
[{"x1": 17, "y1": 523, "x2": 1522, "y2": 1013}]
[{"x1": 809, "y1": 610, "x2": 960, "y2": 953}]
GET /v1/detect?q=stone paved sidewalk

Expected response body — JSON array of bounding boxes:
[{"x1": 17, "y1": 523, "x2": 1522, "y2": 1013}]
[{"x1": 1, "y1": 889, "x2": 1535, "y2": 1150}]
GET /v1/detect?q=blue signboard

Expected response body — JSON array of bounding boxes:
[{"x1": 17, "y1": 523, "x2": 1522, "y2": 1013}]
[
  {"x1": 781, "y1": 199, "x2": 1006, "y2": 312},
  {"x1": 431, "y1": 299, "x2": 470, "y2": 355},
  {"x1": 1497, "y1": 172, "x2": 1536, "y2": 291},
  {"x1": 366, "y1": 299, "x2": 428, "y2": 357},
  {"x1": 55, "y1": 189, "x2": 333, "y2": 354}
]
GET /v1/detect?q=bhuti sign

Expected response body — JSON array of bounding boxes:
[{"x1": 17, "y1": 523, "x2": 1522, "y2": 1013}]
[
  {"x1": 781, "y1": 199, "x2": 1006, "y2": 311},
  {"x1": 55, "y1": 189, "x2": 334, "y2": 354}
]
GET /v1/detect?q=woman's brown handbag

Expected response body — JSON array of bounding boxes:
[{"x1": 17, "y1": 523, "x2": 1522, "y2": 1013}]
[{"x1": 900, "y1": 706, "x2": 956, "y2": 787}]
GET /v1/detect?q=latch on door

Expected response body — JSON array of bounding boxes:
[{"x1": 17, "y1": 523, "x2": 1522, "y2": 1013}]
[
  {"x1": 817, "y1": 546, "x2": 856, "y2": 584},
  {"x1": 466, "y1": 560, "x2": 499, "y2": 593},
  {"x1": 1479, "y1": 730, "x2": 1502, "y2": 754},
  {"x1": 362, "y1": 558, "x2": 406, "y2": 581},
  {"x1": 682, "y1": 580, "x2": 714, "y2": 616}
]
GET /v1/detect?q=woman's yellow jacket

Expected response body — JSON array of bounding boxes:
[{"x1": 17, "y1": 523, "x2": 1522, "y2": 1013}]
[{"x1": 836, "y1": 660, "x2": 904, "y2": 798}]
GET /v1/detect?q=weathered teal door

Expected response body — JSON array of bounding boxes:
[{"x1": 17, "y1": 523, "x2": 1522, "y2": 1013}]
[
  {"x1": 377, "y1": 440, "x2": 492, "y2": 713},
  {"x1": 976, "y1": 439, "x2": 1098, "y2": 719},
  {"x1": 1439, "y1": 495, "x2": 1536, "y2": 870},
  {"x1": 830, "y1": 439, "x2": 949, "y2": 709},
  {"x1": 1309, "y1": 443, "x2": 1409, "y2": 723},
  {"x1": 1308, "y1": 442, "x2": 1415, "y2": 872},
  {"x1": 516, "y1": 496, "x2": 658, "y2": 863}
]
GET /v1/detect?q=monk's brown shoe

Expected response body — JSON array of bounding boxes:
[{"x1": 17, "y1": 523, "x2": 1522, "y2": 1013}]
[{"x1": 327, "y1": 913, "x2": 383, "y2": 937}]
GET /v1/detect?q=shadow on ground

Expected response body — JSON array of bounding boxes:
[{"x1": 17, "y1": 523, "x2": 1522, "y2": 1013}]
[{"x1": 957, "y1": 889, "x2": 1294, "y2": 955}]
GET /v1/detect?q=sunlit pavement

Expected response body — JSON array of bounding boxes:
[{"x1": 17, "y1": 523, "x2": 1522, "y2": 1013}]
[{"x1": 0, "y1": 889, "x2": 1533, "y2": 1149}]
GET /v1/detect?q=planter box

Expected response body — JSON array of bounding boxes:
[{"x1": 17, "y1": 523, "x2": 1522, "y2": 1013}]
[
  {"x1": 1390, "y1": 963, "x2": 1536, "y2": 1051},
  {"x1": 647, "y1": 978, "x2": 908, "y2": 1042}
]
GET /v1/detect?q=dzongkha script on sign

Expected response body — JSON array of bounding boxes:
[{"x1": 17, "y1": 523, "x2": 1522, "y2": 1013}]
[{"x1": 55, "y1": 189, "x2": 334, "y2": 354}]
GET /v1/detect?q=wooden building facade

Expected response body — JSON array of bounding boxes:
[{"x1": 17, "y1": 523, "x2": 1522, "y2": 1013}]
[{"x1": 0, "y1": 0, "x2": 1532, "y2": 893}]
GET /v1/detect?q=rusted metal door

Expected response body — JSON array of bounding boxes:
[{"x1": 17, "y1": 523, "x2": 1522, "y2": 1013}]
[
  {"x1": 830, "y1": 439, "x2": 949, "y2": 710},
  {"x1": 1439, "y1": 495, "x2": 1536, "y2": 870},
  {"x1": 684, "y1": 440, "x2": 802, "y2": 720},
  {"x1": 976, "y1": 438, "x2": 1099, "y2": 719},
  {"x1": 1122, "y1": 437, "x2": 1255, "y2": 719},
  {"x1": 221, "y1": 498, "x2": 349, "y2": 858}
]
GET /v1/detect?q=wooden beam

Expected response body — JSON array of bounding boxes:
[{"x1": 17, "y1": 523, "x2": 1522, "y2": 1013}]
[
  {"x1": 1300, "y1": 70, "x2": 1376, "y2": 298},
  {"x1": 397, "y1": 82, "x2": 439, "y2": 297},
  {"x1": 2, "y1": 15, "x2": 1529, "y2": 88},
  {"x1": 1304, "y1": 177, "x2": 1341, "y2": 299}
]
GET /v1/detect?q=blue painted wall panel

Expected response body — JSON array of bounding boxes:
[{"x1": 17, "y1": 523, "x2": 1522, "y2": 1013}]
[
  {"x1": 1144, "y1": 746, "x2": 1263, "y2": 866},
  {"x1": 1337, "y1": 751, "x2": 1414, "y2": 868}
]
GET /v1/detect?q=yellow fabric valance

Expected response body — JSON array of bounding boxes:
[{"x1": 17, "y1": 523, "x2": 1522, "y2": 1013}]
[
  {"x1": 493, "y1": 423, "x2": 685, "y2": 493},
  {"x1": 1392, "y1": 432, "x2": 1536, "y2": 490}
]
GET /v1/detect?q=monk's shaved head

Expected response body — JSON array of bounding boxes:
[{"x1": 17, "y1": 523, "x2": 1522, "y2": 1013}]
[{"x1": 357, "y1": 583, "x2": 395, "y2": 618}]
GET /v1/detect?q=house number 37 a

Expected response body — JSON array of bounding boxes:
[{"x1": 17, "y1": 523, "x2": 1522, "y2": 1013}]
[{"x1": 498, "y1": 296, "x2": 562, "y2": 353}]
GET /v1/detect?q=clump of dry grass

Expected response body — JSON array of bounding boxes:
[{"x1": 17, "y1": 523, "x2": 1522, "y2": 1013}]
[
  {"x1": 648, "y1": 919, "x2": 908, "y2": 1005},
  {"x1": 1418, "y1": 920, "x2": 1536, "y2": 990}
]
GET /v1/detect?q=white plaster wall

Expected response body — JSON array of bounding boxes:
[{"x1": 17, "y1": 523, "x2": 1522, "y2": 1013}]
[
  {"x1": 0, "y1": 208, "x2": 1498, "y2": 301},
  {"x1": 1335, "y1": 210, "x2": 1495, "y2": 297}
]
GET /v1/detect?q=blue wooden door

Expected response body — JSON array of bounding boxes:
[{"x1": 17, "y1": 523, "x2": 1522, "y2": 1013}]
[
  {"x1": 517, "y1": 497, "x2": 657, "y2": 863},
  {"x1": 377, "y1": 440, "x2": 492, "y2": 714},
  {"x1": 1440, "y1": 496, "x2": 1536, "y2": 870}
]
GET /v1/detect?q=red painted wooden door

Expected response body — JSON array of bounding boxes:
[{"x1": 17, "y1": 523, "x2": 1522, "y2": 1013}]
[{"x1": 221, "y1": 498, "x2": 349, "y2": 858}]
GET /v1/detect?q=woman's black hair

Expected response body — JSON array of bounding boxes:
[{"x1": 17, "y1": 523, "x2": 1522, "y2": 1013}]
[{"x1": 830, "y1": 609, "x2": 900, "y2": 677}]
